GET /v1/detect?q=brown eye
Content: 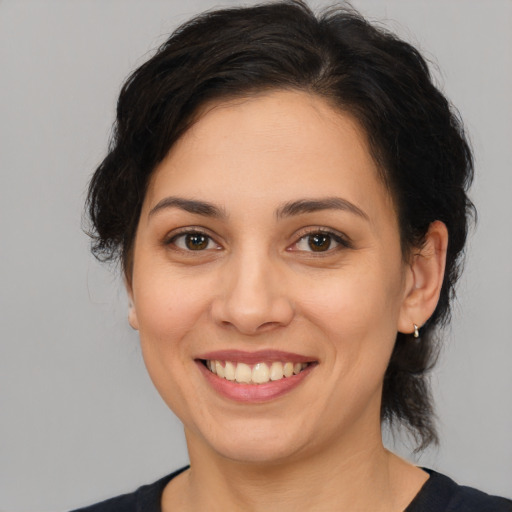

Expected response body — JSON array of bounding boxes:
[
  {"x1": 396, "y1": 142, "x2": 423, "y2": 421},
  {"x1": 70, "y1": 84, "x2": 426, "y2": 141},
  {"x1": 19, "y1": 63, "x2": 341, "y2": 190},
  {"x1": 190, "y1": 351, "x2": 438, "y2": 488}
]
[
  {"x1": 292, "y1": 230, "x2": 350, "y2": 254},
  {"x1": 308, "y1": 233, "x2": 332, "y2": 252},
  {"x1": 185, "y1": 233, "x2": 209, "y2": 250},
  {"x1": 171, "y1": 232, "x2": 217, "y2": 251}
]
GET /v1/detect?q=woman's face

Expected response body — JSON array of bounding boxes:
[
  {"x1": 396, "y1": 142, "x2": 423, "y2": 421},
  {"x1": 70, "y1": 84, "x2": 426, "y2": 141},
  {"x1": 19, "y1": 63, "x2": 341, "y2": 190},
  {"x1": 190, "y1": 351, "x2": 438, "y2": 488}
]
[{"x1": 128, "y1": 90, "x2": 413, "y2": 463}]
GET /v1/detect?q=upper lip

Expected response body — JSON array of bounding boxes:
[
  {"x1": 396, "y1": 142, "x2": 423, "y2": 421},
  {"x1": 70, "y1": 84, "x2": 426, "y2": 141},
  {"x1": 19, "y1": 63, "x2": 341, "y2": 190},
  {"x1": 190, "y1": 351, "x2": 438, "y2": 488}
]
[{"x1": 196, "y1": 350, "x2": 316, "y2": 365}]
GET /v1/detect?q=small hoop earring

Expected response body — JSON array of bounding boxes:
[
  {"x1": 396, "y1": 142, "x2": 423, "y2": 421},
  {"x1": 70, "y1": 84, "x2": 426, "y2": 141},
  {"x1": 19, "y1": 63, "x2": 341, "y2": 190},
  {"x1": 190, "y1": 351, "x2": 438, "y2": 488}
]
[{"x1": 413, "y1": 323, "x2": 420, "y2": 339}]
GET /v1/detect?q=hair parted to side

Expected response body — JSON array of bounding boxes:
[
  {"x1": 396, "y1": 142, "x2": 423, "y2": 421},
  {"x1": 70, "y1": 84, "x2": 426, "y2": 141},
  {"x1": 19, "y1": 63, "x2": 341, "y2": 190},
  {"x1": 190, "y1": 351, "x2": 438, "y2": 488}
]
[{"x1": 86, "y1": 0, "x2": 474, "y2": 451}]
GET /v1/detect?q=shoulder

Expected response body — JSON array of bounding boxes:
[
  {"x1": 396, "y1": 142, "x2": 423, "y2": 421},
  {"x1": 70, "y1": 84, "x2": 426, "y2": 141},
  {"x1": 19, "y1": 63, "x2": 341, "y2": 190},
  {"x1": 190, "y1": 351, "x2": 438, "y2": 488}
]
[
  {"x1": 407, "y1": 468, "x2": 512, "y2": 512},
  {"x1": 69, "y1": 466, "x2": 189, "y2": 512},
  {"x1": 70, "y1": 491, "x2": 138, "y2": 512}
]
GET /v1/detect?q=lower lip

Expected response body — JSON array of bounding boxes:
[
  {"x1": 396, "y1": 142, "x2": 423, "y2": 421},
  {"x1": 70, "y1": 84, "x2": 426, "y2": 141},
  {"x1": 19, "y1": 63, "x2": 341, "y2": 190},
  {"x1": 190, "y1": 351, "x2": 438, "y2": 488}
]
[{"x1": 196, "y1": 361, "x2": 315, "y2": 403}]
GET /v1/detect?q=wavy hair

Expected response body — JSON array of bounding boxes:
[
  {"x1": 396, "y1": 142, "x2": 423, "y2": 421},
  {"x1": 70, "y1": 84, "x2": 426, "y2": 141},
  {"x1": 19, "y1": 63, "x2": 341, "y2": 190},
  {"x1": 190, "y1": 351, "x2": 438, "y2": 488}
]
[{"x1": 86, "y1": 1, "x2": 474, "y2": 450}]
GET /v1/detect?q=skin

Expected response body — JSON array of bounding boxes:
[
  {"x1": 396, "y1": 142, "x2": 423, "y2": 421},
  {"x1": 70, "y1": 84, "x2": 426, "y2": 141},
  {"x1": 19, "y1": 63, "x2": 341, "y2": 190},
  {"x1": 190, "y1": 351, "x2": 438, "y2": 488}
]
[{"x1": 127, "y1": 90, "x2": 448, "y2": 511}]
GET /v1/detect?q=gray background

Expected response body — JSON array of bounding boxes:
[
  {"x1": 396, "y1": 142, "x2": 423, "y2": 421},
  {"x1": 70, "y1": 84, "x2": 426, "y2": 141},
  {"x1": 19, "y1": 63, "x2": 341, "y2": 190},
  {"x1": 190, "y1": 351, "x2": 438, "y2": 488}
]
[{"x1": 1, "y1": 1, "x2": 511, "y2": 510}]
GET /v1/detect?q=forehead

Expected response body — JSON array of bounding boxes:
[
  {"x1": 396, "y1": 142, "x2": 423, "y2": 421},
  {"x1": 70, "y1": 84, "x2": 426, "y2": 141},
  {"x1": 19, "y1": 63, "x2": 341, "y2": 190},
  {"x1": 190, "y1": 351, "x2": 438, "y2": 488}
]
[{"x1": 144, "y1": 90, "x2": 394, "y2": 222}]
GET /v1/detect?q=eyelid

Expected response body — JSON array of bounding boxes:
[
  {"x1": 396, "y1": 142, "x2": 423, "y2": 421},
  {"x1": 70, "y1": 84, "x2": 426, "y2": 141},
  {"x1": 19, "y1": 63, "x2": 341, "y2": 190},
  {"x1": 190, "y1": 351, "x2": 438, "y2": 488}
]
[
  {"x1": 288, "y1": 227, "x2": 353, "y2": 253},
  {"x1": 162, "y1": 226, "x2": 352, "y2": 253},
  {"x1": 164, "y1": 227, "x2": 223, "y2": 250}
]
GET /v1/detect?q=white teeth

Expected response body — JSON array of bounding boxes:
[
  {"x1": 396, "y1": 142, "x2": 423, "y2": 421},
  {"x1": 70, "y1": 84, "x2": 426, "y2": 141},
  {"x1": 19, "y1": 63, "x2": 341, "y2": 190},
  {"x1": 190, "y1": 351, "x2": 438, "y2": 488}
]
[
  {"x1": 215, "y1": 360, "x2": 225, "y2": 378},
  {"x1": 205, "y1": 360, "x2": 309, "y2": 384},
  {"x1": 270, "y1": 362, "x2": 284, "y2": 381},
  {"x1": 224, "y1": 361, "x2": 236, "y2": 381},
  {"x1": 283, "y1": 362, "x2": 294, "y2": 378},
  {"x1": 235, "y1": 362, "x2": 252, "y2": 383},
  {"x1": 252, "y1": 363, "x2": 270, "y2": 384}
]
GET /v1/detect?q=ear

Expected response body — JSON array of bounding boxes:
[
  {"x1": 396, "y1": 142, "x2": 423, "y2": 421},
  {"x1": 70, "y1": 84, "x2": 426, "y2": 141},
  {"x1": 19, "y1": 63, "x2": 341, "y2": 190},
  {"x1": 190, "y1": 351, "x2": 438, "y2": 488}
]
[
  {"x1": 398, "y1": 220, "x2": 448, "y2": 336},
  {"x1": 125, "y1": 278, "x2": 139, "y2": 331}
]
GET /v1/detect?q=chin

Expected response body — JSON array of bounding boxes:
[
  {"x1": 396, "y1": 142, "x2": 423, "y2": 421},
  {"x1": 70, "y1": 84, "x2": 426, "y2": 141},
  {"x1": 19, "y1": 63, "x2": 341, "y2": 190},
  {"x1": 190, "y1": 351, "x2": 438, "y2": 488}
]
[
  {"x1": 216, "y1": 438, "x2": 304, "y2": 465},
  {"x1": 187, "y1": 416, "x2": 311, "y2": 465}
]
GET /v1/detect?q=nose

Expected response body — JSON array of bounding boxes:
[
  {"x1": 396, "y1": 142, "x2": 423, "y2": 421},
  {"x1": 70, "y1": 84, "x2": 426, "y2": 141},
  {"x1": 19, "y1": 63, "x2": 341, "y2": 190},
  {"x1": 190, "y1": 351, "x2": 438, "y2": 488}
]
[{"x1": 211, "y1": 249, "x2": 294, "y2": 335}]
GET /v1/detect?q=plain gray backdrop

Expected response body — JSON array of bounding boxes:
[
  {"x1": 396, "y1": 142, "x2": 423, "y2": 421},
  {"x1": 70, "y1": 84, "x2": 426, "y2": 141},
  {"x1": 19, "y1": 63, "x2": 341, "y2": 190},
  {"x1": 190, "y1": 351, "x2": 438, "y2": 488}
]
[{"x1": 1, "y1": 1, "x2": 511, "y2": 510}]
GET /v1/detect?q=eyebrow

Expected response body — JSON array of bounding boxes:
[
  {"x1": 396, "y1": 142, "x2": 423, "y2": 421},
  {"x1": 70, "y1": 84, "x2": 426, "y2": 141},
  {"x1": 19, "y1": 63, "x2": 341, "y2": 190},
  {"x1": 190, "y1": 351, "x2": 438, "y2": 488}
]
[
  {"x1": 276, "y1": 197, "x2": 369, "y2": 221},
  {"x1": 148, "y1": 197, "x2": 227, "y2": 219},
  {"x1": 148, "y1": 195, "x2": 368, "y2": 222}
]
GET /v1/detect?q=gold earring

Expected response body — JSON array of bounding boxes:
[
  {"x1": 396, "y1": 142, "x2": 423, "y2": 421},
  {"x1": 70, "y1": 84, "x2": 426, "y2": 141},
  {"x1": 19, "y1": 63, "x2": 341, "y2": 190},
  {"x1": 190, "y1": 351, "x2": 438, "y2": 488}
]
[{"x1": 413, "y1": 323, "x2": 420, "y2": 339}]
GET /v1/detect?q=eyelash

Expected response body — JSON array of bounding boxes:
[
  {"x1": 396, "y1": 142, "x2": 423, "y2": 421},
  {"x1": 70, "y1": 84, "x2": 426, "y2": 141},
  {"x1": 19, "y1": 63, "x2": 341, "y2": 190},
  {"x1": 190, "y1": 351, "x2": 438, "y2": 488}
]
[
  {"x1": 164, "y1": 227, "x2": 352, "y2": 254},
  {"x1": 165, "y1": 228, "x2": 221, "y2": 252},
  {"x1": 290, "y1": 228, "x2": 352, "y2": 254}
]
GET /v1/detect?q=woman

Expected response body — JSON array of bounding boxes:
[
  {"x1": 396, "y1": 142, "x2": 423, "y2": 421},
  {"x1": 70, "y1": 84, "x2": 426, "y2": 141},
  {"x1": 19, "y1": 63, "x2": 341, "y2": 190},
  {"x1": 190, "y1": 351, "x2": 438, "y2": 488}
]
[{"x1": 74, "y1": 1, "x2": 511, "y2": 510}]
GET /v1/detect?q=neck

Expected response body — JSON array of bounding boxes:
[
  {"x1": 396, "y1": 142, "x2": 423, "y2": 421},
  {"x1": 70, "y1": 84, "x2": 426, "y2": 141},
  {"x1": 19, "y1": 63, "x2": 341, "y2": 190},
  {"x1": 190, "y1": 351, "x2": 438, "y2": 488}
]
[{"x1": 163, "y1": 423, "x2": 427, "y2": 512}]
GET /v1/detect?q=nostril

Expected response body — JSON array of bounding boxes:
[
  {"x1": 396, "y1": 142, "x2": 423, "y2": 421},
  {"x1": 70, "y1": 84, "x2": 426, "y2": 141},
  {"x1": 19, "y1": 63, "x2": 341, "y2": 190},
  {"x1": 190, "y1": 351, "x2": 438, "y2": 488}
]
[
  {"x1": 219, "y1": 320, "x2": 279, "y2": 333},
  {"x1": 258, "y1": 321, "x2": 282, "y2": 332}
]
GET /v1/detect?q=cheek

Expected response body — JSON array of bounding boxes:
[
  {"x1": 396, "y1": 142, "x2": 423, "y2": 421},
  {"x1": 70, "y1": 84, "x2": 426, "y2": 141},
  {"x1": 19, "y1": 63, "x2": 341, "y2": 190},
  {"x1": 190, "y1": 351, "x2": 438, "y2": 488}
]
[
  {"x1": 132, "y1": 274, "x2": 215, "y2": 420},
  {"x1": 304, "y1": 270, "x2": 403, "y2": 335},
  {"x1": 133, "y1": 272, "x2": 213, "y2": 352},
  {"x1": 298, "y1": 260, "x2": 404, "y2": 371}
]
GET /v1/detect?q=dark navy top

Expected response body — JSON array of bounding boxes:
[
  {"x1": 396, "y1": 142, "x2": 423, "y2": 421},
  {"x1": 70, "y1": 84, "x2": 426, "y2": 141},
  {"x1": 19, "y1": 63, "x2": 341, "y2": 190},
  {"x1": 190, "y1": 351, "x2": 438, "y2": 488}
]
[{"x1": 71, "y1": 467, "x2": 512, "y2": 511}]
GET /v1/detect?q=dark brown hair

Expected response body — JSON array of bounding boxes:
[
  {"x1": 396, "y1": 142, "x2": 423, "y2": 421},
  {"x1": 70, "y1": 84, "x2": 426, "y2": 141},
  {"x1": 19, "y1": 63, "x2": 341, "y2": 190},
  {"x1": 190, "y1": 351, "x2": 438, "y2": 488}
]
[{"x1": 86, "y1": 1, "x2": 474, "y2": 450}]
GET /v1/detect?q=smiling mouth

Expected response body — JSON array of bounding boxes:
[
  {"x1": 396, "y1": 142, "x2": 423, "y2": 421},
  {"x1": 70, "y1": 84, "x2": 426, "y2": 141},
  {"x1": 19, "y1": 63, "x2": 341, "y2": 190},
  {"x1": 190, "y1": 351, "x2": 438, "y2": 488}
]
[{"x1": 202, "y1": 360, "x2": 311, "y2": 385}]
